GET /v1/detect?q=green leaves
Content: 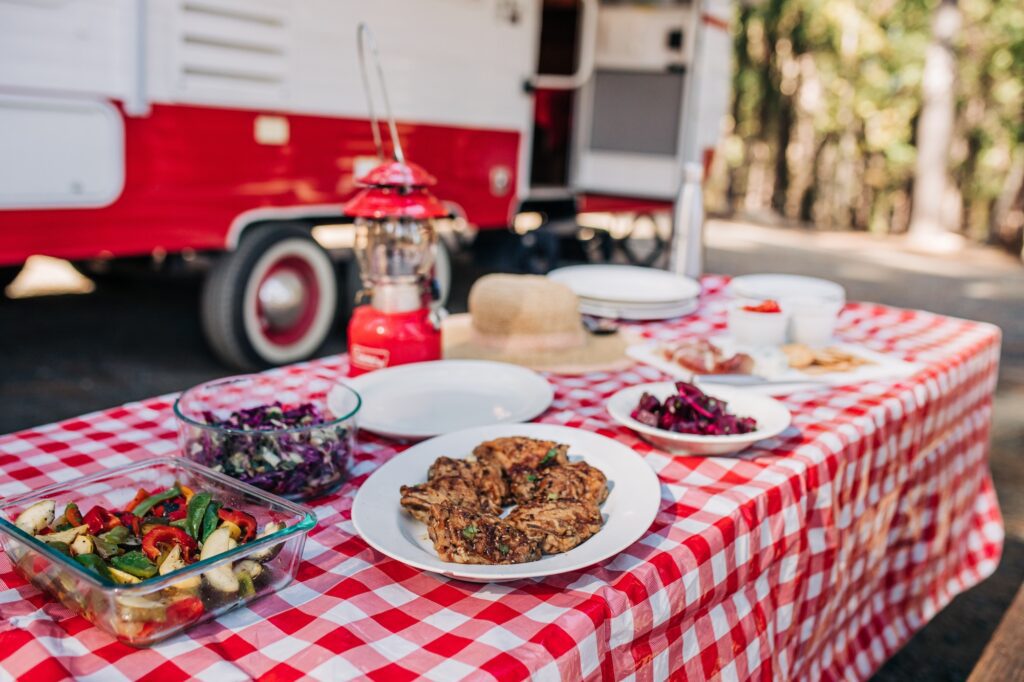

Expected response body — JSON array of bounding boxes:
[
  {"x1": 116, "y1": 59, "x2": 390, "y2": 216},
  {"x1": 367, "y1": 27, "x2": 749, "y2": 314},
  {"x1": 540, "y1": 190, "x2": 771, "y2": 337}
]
[{"x1": 725, "y1": 0, "x2": 1024, "y2": 244}]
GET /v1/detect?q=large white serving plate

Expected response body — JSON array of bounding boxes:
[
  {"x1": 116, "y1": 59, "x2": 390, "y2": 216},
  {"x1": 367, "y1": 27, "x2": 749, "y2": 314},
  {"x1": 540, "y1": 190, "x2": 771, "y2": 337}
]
[
  {"x1": 346, "y1": 360, "x2": 553, "y2": 440},
  {"x1": 626, "y1": 339, "x2": 921, "y2": 396},
  {"x1": 606, "y1": 382, "x2": 792, "y2": 455},
  {"x1": 728, "y1": 274, "x2": 845, "y2": 303},
  {"x1": 351, "y1": 423, "x2": 662, "y2": 582},
  {"x1": 549, "y1": 264, "x2": 701, "y2": 305}
]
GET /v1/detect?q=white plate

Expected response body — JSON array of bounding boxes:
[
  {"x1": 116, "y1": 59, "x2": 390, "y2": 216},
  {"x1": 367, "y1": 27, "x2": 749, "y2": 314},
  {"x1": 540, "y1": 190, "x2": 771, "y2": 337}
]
[
  {"x1": 728, "y1": 274, "x2": 845, "y2": 303},
  {"x1": 347, "y1": 360, "x2": 553, "y2": 440},
  {"x1": 579, "y1": 298, "x2": 699, "y2": 321},
  {"x1": 351, "y1": 423, "x2": 662, "y2": 582},
  {"x1": 626, "y1": 339, "x2": 921, "y2": 396},
  {"x1": 549, "y1": 265, "x2": 701, "y2": 305},
  {"x1": 606, "y1": 382, "x2": 792, "y2": 455}
]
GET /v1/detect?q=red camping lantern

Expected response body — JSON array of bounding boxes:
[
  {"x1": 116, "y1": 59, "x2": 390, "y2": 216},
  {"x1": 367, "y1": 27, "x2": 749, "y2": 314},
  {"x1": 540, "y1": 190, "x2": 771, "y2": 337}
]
[{"x1": 343, "y1": 161, "x2": 447, "y2": 376}]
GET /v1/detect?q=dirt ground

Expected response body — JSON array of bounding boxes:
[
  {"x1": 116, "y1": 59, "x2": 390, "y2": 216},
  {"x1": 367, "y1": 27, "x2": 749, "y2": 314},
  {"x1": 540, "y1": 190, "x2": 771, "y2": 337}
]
[{"x1": 1, "y1": 219, "x2": 1022, "y2": 680}]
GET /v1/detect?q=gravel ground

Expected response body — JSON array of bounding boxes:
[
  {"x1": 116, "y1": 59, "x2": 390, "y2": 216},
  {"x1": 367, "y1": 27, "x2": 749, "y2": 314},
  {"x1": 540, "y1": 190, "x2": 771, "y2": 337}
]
[{"x1": 1, "y1": 219, "x2": 1021, "y2": 679}]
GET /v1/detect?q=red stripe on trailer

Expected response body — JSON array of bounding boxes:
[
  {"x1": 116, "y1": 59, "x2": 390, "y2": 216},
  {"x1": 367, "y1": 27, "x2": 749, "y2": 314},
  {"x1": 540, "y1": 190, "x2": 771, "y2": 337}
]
[
  {"x1": 702, "y1": 13, "x2": 731, "y2": 32},
  {"x1": 578, "y1": 194, "x2": 673, "y2": 215},
  {"x1": 0, "y1": 103, "x2": 520, "y2": 266}
]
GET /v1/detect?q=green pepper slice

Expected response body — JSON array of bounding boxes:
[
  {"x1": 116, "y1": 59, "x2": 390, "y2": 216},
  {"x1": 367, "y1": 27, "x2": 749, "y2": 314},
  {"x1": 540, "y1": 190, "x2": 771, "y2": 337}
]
[
  {"x1": 100, "y1": 525, "x2": 130, "y2": 545},
  {"x1": 93, "y1": 535, "x2": 122, "y2": 559},
  {"x1": 48, "y1": 541, "x2": 71, "y2": 556},
  {"x1": 200, "y1": 501, "x2": 222, "y2": 543},
  {"x1": 75, "y1": 554, "x2": 111, "y2": 580},
  {"x1": 185, "y1": 492, "x2": 212, "y2": 539},
  {"x1": 132, "y1": 488, "x2": 180, "y2": 518},
  {"x1": 110, "y1": 550, "x2": 158, "y2": 579}
]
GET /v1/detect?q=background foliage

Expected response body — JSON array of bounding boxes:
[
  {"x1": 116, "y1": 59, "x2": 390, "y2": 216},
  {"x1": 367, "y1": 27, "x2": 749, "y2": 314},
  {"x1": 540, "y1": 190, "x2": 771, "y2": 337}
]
[{"x1": 707, "y1": 0, "x2": 1024, "y2": 250}]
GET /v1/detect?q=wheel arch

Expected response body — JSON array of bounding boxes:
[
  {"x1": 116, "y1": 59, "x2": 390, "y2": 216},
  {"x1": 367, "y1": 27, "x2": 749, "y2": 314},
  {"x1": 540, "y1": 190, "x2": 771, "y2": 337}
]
[{"x1": 224, "y1": 204, "x2": 348, "y2": 251}]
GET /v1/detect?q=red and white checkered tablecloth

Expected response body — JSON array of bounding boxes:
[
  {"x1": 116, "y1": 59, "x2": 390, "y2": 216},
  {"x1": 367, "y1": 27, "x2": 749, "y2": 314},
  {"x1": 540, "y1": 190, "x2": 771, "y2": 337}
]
[{"x1": 0, "y1": 276, "x2": 1004, "y2": 681}]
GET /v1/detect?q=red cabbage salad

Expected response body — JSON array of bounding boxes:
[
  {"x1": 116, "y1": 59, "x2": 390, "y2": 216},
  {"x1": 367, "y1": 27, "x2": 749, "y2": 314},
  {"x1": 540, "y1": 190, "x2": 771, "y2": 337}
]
[
  {"x1": 183, "y1": 402, "x2": 350, "y2": 500},
  {"x1": 631, "y1": 382, "x2": 757, "y2": 435}
]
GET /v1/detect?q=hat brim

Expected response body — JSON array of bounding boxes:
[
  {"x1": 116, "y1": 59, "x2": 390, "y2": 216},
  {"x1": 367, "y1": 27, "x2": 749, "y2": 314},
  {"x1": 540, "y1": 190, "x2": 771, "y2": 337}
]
[{"x1": 442, "y1": 314, "x2": 633, "y2": 375}]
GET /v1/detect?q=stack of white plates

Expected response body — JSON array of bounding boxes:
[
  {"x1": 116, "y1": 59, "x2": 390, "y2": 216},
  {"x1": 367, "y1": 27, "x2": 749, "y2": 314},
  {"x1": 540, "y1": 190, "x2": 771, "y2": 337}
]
[{"x1": 548, "y1": 265, "x2": 701, "y2": 320}]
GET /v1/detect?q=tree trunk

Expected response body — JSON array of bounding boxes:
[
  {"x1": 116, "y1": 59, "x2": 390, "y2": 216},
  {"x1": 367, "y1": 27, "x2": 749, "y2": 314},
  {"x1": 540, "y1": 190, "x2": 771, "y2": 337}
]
[{"x1": 908, "y1": 0, "x2": 961, "y2": 248}]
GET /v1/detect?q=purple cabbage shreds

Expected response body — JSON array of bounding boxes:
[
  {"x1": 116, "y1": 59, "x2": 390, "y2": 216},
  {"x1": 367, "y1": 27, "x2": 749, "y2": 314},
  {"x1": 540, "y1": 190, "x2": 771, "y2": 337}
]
[
  {"x1": 186, "y1": 401, "x2": 351, "y2": 501},
  {"x1": 629, "y1": 382, "x2": 758, "y2": 436}
]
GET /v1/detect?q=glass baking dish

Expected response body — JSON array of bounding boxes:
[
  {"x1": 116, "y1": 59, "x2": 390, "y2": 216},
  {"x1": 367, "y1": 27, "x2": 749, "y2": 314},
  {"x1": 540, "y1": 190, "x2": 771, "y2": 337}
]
[{"x1": 0, "y1": 457, "x2": 316, "y2": 647}]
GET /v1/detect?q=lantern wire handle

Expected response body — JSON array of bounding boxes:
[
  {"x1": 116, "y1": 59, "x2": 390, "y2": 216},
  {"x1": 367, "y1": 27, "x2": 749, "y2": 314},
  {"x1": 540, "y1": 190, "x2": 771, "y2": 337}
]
[{"x1": 356, "y1": 23, "x2": 405, "y2": 164}]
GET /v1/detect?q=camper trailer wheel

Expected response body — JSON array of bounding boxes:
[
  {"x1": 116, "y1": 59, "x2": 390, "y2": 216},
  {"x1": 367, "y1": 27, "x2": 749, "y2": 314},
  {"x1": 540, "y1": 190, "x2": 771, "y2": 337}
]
[{"x1": 202, "y1": 225, "x2": 337, "y2": 369}]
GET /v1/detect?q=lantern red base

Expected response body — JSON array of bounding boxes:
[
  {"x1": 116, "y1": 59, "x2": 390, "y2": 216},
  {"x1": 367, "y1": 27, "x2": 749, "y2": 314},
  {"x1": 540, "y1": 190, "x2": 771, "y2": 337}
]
[{"x1": 347, "y1": 305, "x2": 441, "y2": 376}]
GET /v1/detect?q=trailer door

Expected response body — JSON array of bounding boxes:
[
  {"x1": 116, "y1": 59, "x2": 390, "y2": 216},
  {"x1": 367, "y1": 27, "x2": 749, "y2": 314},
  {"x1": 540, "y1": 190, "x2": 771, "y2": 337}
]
[{"x1": 568, "y1": 1, "x2": 731, "y2": 201}]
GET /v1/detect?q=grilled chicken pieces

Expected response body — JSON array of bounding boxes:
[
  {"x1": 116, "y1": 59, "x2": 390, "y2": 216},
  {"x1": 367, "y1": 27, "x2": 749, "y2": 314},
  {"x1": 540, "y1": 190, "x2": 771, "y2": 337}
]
[
  {"x1": 428, "y1": 503, "x2": 540, "y2": 564},
  {"x1": 402, "y1": 436, "x2": 609, "y2": 565},
  {"x1": 427, "y1": 455, "x2": 508, "y2": 507},
  {"x1": 400, "y1": 475, "x2": 501, "y2": 523},
  {"x1": 505, "y1": 499, "x2": 604, "y2": 554},
  {"x1": 472, "y1": 437, "x2": 569, "y2": 473},
  {"x1": 507, "y1": 461, "x2": 609, "y2": 506}
]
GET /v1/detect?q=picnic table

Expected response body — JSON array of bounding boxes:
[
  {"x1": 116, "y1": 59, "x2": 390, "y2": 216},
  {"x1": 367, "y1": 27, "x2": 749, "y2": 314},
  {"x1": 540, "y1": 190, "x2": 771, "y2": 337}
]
[{"x1": 0, "y1": 276, "x2": 1004, "y2": 681}]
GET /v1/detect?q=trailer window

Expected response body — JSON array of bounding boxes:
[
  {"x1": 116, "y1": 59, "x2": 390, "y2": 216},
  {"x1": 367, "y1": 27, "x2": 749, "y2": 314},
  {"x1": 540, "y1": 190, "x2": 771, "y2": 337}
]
[{"x1": 588, "y1": 70, "x2": 683, "y2": 157}]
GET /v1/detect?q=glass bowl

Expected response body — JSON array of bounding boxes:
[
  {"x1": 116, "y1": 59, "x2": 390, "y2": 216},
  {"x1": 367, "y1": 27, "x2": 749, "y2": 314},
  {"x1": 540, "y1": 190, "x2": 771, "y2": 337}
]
[
  {"x1": 0, "y1": 457, "x2": 316, "y2": 647},
  {"x1": 174, "y1": 373, "x2": 360, "y2": 502}
]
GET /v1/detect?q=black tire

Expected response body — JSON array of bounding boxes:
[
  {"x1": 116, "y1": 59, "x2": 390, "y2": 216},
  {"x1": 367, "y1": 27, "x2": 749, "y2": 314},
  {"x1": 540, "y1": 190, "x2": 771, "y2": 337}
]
[{"x1": 201, "y1": 224, "x2": 337, "y2": 370}]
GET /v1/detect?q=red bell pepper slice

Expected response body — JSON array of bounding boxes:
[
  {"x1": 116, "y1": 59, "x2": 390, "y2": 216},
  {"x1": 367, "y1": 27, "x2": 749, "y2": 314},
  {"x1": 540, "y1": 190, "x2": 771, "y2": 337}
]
[
  {"x1": 166, "y1": 596, "x2": 205, "y2": 626},
  {"x1": 141, "y1": 526, "x2": 198, "y2": 562},
  {"x1": 124, "y1": 488, "x2": 150, "y2": 514},
  {"x1": 83, "y1": 506, "x2": 120, "y2": 535},
  {"x1": 217, "y1": 508, "x2": 257, "y2": 542},
  {"x1": 114, "y1": 511, "x2": 141, "y2": 537},
  {"x1": 151, "y1": 496, "x2": 187, "y2": 520},
  {"x1": 64, "y1": 503, "x2": 83, "y2": 527}
]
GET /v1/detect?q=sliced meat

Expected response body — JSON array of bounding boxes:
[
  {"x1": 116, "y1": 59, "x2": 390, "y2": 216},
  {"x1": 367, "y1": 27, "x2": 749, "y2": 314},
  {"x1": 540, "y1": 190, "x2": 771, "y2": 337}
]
[
  {"x1": 661, "y1": 338, "x2": 755, "y2": 375},
  {"x1": 472, "y1": 437, "x2": 569, "y2": 473},
  {"x1": 400, "y1": 476, "x2": 500, "y2": 523},
  {"x1": 505, "y1": 499, "x2": 604, "y2": 554},
  {"x1": 534, "y1": 461, "x2": 609, "y2": 506},
  {"x1": 427, "y1": 503, "x2": 541, "y2": 565},
  {"x1": 428, "y1": 456, "x2": 508, "y2": 507},
  {"x1": 506, "y1": 464, "x2": 542, "y2": 505}
]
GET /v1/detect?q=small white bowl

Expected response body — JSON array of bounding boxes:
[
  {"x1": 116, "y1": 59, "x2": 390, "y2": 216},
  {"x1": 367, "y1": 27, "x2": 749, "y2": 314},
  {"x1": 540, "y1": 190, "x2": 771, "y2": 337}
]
[
  {"x1": 606, "y1": 382, "x2": 792, "y2": 456},
  {"x1": 727, "y1": 302, "x2": 789, "y2": 347},
  {"x1": 783, "y1": 297, "x2": 844, "y2": 347}
]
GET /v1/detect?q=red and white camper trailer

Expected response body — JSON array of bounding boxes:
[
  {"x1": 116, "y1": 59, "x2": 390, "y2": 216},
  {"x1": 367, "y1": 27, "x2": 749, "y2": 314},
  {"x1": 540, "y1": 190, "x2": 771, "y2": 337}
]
[{"x1": 0, "y1": 0, "x2": 733, "y2": 367}]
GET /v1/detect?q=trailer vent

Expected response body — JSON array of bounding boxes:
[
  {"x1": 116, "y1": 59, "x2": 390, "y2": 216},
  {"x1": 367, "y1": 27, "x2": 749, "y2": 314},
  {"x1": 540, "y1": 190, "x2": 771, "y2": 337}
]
[{"x1": 177, "y1": 0, "x2": 288, "y2": 104}]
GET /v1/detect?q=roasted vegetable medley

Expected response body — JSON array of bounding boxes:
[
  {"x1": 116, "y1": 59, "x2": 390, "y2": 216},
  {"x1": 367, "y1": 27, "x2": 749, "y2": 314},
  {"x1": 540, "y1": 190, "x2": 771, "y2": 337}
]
[{"x1": 11, "y1": 484, "x2": 284, "y2": 642}]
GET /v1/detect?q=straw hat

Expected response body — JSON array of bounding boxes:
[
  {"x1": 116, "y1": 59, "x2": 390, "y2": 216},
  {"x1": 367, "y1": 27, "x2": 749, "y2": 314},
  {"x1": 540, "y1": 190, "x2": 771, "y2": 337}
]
[{"x1": 443, "y1": 274, "x2": 631, "y2": 374}]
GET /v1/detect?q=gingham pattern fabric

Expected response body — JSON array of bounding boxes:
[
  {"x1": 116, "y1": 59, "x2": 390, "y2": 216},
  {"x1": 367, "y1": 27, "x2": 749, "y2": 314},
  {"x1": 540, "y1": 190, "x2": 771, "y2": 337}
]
[{"x1": 0, "y1": 276, "x2": 1003, "y2": 681}]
